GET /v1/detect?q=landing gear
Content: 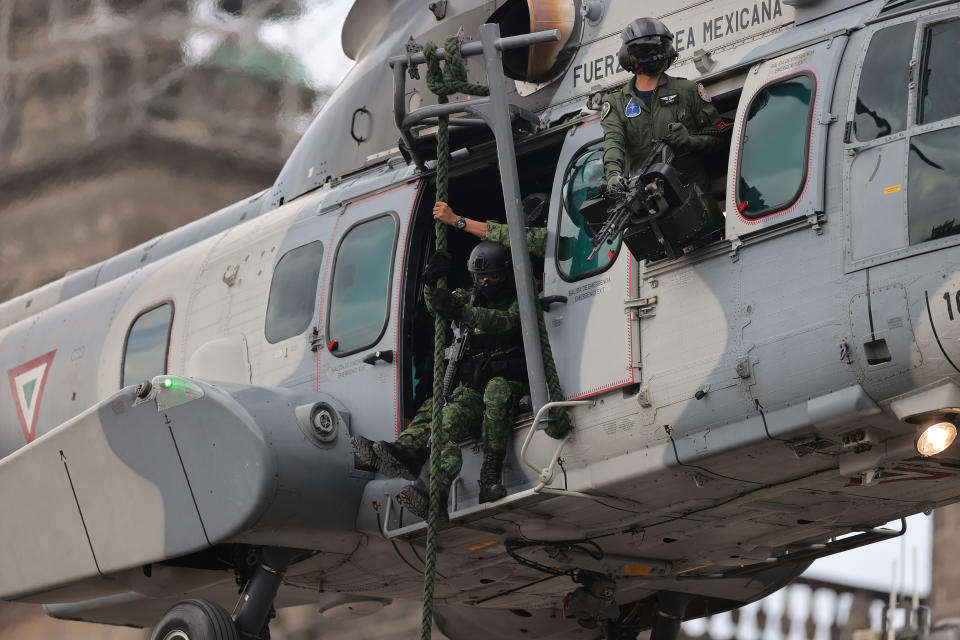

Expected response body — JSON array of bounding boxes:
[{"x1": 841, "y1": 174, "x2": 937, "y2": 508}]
[
  {"x1": 232, "y1": 548, "x2": 298, "y2": 639},
  {"x1": 649, "y1": 592, "x2": 693, "y2": 640},
  {"x1": 599, "y1": 591, "x2": 693, "y2": 640},
  {"x1": 151, "y1": 599, "x2": 238, "y2": 640},
  {"x1": 150, "y1": 548, "x2": 297, "y2": 640}
]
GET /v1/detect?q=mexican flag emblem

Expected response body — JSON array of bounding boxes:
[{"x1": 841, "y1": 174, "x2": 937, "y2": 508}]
[{"x1": 7, "y1": 350, "x2": 56, "y2": 444}]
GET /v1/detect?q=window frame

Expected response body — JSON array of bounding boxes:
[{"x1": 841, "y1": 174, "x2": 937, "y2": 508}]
[
  {"x1": 264, "y1": 239, "x2": 325, "y2": 345},
  {"x1": 554, "y1": 140, "x2": 625, "y2": 283},
  {"x1": 915, "y1": 17, "x2": 960, "y2": 126},
  {"x1": 843, "y1": 9, "x2": 960, "y2": 272},
  {"x1": 120, "y1": 300, "x2": 174, "y2": 389},
  {"x1": 324, "y1": 211, "x2": 400, "y2": 358},
  {"x1": 734, "y1": 70, "x2": 817, "y2": 222}
]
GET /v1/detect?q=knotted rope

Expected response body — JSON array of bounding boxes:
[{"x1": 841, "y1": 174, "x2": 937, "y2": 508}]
[{"x1": 418, "y1": 35, "x2": 568, "y2": 640}]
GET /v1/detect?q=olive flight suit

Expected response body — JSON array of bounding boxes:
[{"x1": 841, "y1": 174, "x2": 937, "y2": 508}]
[{"x1": 601, "y1": 73, "x2": 724, "y2": 193}]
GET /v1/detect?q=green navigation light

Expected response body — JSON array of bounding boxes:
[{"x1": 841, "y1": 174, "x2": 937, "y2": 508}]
[{"x1": 162, "y1": 378, "x2": 173, "y2": 389}]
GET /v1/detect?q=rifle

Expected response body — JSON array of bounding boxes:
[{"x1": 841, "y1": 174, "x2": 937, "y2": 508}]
[
  {"x1": 440, "y1": 287, "x2": 478, "y2": 402},
  {"x1": 586, "y1": 140, "x2": 674, "y2": 262}
]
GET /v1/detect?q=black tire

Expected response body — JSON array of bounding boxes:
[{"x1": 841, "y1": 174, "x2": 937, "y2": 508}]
[{"x1": 151, "y1": 599, "x2": 239, "y2": 640}]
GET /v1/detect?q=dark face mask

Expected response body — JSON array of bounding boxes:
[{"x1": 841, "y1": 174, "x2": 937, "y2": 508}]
[
  {"x1": 472, "y1": 271, "x2": 508, "y2": 298},
  {"x1": 628, "y1": 44, "x2": 668, "y2": 76}
]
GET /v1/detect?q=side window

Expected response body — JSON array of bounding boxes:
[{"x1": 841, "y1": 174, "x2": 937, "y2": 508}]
[
  {"x1": 327, "y1": 215, "x2": 397, "y2": 355},
  {"x1": 908, "y1": 127, "x2": 960, "y2": 245},
  {"x1": 558, "y1": 144, "x2": 618, "y2": 280},
  {"x1": 853, "y1": 22, "x2": 914, "y2": 142},
  {"x1": 122, "y1": 302, "x2": 173, "y2": 388},
  {"x1": 917, "y1": 20, "x2": 960, "y2": 125},
  {"x1": 737, "y1": 73, "x2": 815, "y2": 219},
  {"x1": 265, "y1": 240, "x2": 324, "y2": 344}
]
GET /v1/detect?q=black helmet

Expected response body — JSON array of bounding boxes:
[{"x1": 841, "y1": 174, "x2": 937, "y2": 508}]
[
  {"x1": 618, "y1": 17, "x2": 677, "y2": 75},
  {"x1": 467, "y1": 241, "x2": 511, "y2": 295},
  {"x1": 521, "y1": 192, "x2": 550, "y2": 226}
]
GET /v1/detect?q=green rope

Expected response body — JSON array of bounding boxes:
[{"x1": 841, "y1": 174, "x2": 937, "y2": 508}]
[
  {"x1": 421, "y1": 35, "x2": 481, "y2": 640},
  {"x1": 418, "y1": 35, "x2": 569, "y2": 640}
]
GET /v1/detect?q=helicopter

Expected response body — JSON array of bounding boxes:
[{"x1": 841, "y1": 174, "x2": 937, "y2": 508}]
[{"x1": 1, "y1": 0, "x2": 959, "y2": 638}]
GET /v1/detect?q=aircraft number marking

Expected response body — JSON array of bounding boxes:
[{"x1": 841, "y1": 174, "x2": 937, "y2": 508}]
[{"x1": 943, "y1": 290, "x2": 960, "y2": 321}]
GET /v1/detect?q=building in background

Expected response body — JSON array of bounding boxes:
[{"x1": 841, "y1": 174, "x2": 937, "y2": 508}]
[{"x1": 0, "y1": 0, "x2": 323, "y2": 303}]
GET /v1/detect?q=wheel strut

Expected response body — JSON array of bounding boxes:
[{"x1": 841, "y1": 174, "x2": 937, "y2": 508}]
[
  {"x1": 233, "y1": 548, "x2": 299, "y2": 639},
  {"x1": 649, "y1": 591, "x2": 694, "y2": 640}
]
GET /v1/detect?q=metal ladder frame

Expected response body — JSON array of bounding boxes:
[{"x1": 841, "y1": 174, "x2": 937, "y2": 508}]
[{"x1": 387, "y1": 23, "x2": 561, "y2": 419}]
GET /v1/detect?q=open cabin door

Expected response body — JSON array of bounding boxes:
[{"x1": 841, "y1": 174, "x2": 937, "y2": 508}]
[
  {"x1": 542, "y1": 120, "x2": 637, "y2": 399},
  {"x1": 315, "y1": 182, "x2": 420, "y2": 441}
]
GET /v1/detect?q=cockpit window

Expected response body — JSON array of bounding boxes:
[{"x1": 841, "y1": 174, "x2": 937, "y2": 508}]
[
  {"x1": 557, "y1": 144, "x2": 619, "y2": 280},
  {"x1": 917, "y1": 20, "x2": 960, "y2": 125},
  {"x1": 854, "y1": 22, "x2": 914, "y2": 142},
  {"x1": 265, "y1": 240, "x2": 324, "y2": 344},
  {"x1": 327, "y1": 214, "x2": 398, "y2": 356},
  {"x1": 736, "y1": 73, "x2": 815, "y2": 219},
  {"x1": 122, "y1": 302, "x2": 173, "y2": 388},
  {"x1": 908, "y1": 126, "x2": 960, "y2": 245}
]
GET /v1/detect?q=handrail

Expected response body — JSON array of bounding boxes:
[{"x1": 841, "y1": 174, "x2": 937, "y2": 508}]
[{"x1": 519, "y1": 399, "x2": 595, "y2": 491}]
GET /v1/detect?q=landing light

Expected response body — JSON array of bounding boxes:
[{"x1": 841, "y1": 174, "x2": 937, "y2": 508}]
[{"x1": 916, "y1": 421, "x2": 957, "y2": 456}]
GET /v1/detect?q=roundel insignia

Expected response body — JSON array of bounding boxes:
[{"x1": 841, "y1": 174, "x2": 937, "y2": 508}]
[
  {"x1": 697, "y1": 83, "x2": 712, "y2": 103},
  {"x1": 600, "y1": 101, "x2": 611, "y2": 121}
]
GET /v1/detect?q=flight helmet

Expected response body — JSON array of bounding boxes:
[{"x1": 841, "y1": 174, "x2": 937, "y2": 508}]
[
  {"x1": 467, "y1": 241, "x2": 511, "y2": 296},
  {"x1": 618, "y1": 17, "x2": 677, "y2": 75}
]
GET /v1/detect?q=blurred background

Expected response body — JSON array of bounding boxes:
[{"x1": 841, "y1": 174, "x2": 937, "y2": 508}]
[{"x1": 1, "y1": 1, "x2": 960, "y2": 639}]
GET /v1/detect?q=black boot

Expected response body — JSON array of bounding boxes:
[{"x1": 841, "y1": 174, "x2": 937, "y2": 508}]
[
  {"x1": 478, "y1": 450, "x2": 507, "y2": 503},
  {"x1": 396, "y1": 484, "x2": 448, "y2": 522},
  {"x1": 373, "y1": 430, "x2": 430, "y2": 481},
  {"x1": 350, "y1": 435, "x2": 380, "y2": 470}
]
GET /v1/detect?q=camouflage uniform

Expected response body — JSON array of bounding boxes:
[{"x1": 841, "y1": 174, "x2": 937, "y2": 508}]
[
  {"x1": 601, "y1": 73, "x2": 723, "y2": 193},
  {"x1": 399, "y1": 378, "x2": 524, "y2": 484},
  {"x1": 484, "y1": 220, "x2": 547, "y2": 259},
  {"x1": 398, "y1": 282, "x2": 524, "y2": 488}
]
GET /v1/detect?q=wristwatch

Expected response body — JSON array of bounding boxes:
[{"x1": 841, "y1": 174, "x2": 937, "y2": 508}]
[{"x1": 455, "y1": 216, "x2": 466, "y2": 230}]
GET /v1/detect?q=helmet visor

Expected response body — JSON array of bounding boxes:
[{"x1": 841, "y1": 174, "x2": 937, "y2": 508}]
[{"x1": 628, "y1": 42, "x2": 662, "y2": 62}]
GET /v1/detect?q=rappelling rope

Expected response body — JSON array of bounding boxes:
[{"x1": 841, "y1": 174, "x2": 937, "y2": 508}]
[{"x1": 418, "y1": 35, "x2": 568, "y2": 640}]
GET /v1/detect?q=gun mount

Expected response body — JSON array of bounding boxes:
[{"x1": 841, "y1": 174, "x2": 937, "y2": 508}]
[{"x1": 580, "y1": 142, "x2": 724, "y2": 263}]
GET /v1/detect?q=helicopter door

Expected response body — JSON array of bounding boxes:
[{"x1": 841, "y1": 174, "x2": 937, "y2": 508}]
[
  {"x1": 316, "y1": 183, "x2": 419, "y2": 441},
  {"x1": 542, "y1": 121, "x2": 637, "y2": 399}
]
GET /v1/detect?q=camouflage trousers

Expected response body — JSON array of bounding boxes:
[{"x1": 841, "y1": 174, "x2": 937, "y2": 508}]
[{"x1": 401, "y1": 376, "x2": 524, "y2": 486}]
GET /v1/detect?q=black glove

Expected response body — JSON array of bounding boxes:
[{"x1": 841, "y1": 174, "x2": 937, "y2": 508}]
[
  {"x1": 423, "y1": 250, "x2": 452, "y2": 286},
  {"x1": 431, "y1": 287, "x2": 464, "y2": 318},
  {"x1": 664, "y1": 122, "x2": 691, "y2": 150}
]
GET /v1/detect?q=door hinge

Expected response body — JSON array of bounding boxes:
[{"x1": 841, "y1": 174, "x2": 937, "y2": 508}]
[{"x1": 625, "y1": 296, "x2": 658, "y2": 319}]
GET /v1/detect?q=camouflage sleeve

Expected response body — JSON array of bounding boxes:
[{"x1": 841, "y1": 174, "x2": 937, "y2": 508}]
[
  {"x1": 601, "y1": 95, "x2": 627, "y2": 180},
  {"x1": 687, "y1": 84, "x2": 724, "y2": 154},
  {"x1": 485, "y1": 221, "x2": 547, "y2": 259},
  {"x1": 462, "y1": 298, "x2": 520, "y2": 335}
]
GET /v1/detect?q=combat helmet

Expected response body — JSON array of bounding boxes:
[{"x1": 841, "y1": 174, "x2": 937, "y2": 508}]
[
  {"x1": 467, "y1": 241, "x2": 511, "y2": 296},
  {"x1": 618, "y1": 17, "x2": 677, "y2": 75}
]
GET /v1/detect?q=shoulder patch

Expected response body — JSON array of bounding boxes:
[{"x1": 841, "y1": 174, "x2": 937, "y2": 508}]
[
  {"x1": 600, "y1": 101, "x2": 611, "y2": 121},
  {"x1": 697, "y1": 83, "x2": 712, "y2": 103}
]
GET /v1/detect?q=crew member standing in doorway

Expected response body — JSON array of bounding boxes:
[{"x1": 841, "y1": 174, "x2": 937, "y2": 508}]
[{"x1": 601, "y1": 17, "x2": 725, "y2": 195}]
